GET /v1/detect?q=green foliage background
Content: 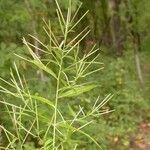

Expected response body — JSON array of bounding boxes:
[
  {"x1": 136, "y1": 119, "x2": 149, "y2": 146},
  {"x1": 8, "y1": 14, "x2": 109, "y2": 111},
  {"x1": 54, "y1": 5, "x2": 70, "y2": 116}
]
[{"x1": 0, "y1": 0, "x2": 150, "y2": 149}]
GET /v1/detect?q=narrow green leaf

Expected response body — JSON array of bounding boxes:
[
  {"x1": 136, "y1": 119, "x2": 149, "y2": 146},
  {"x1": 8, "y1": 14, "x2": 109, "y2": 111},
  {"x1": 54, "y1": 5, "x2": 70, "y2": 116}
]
[
  {"x1": 59, "y1": 84, "x2": 97, "y2": 98},
  {"x1": 23, "y1": 94, "x2": 55, "y2": 109},
  {"x1": 31, "y1": 60, "x2": 57, "y2": 79},
  {"x1": 68, "y1": 104, "x2": 76, "y2": 117}
]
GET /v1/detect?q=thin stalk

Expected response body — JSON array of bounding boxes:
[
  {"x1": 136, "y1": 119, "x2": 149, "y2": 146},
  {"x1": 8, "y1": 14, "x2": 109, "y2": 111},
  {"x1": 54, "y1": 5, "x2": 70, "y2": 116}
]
[
  {"x1": 53, "y1": 54, "x2": 63, "y2": 148},
  {"x1": 53, "y1": 4, "x2": 71, "y2": 146}
]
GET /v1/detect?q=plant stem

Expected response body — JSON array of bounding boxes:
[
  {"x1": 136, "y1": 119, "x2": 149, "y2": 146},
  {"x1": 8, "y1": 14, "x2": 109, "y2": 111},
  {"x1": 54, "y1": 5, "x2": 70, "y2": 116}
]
[
  {"x1": 53, "y1": 55, "x2": 63, "y2": 148},
  {"x1": 53, "y1": 3, "x2": 70, "y2": 147}
]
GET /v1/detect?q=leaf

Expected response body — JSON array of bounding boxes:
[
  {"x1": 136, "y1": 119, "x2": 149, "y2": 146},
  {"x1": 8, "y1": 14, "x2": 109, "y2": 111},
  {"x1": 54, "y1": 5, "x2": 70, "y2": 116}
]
[
  {"x1": 31, "y1": 60, "x2": 57, "y2": 79},
  {"x1": 23, "y1": 94, "x2": 55, "y2": 108},
  {"x1": 68, "y1": 104, "x2": 76, "y2": 117},
  {"x1": 59, "y1": 84, "x2": 97, "y2": 98}
]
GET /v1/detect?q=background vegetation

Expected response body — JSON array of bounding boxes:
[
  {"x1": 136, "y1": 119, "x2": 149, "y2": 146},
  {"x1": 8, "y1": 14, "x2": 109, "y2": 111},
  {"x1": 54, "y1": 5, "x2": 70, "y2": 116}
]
[{"x1": 0, "y1": 0, "x2": 150, "y2": 149}]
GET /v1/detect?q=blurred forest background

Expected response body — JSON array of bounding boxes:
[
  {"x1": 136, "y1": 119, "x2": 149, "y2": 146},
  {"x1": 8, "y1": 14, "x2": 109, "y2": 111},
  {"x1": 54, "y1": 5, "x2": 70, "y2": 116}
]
[{"x1": 0, "y1": 0, "x2": 150, "y2": 149}]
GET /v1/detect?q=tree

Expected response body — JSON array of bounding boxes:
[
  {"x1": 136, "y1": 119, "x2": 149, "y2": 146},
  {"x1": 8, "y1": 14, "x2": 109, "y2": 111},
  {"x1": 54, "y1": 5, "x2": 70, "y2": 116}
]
[
  {"x1": 125, "y1": 0, "x2": 144, "y2": 86},
  {"x1": 108, "y1": 0, "x2": 124, "y2": 57}
]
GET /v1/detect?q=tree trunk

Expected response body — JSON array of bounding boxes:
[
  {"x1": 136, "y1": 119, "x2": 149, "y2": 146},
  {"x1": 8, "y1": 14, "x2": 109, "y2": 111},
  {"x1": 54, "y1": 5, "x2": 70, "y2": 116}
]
[
  {"x1": 124, "y1": 0, "x2": 144, "y2": 87},
  {"x1": 24, "y1": 0, "x2": 44, "y2": 80},
  {"x1": 99, "y1": 0, "x2": 111, "y2": 47},
  {"x1": 132, "y1": 32, "x2": 144, "y2": 87},
  {"x1": 108, "y1": 0, "x2": 123, "y2": 57}
]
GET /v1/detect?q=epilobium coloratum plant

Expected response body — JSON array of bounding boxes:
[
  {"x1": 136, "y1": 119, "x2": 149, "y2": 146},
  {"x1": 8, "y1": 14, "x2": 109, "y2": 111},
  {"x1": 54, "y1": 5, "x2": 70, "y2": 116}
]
[{"x1": 0, "y1": 0, "x2": 113, "y2": 149}]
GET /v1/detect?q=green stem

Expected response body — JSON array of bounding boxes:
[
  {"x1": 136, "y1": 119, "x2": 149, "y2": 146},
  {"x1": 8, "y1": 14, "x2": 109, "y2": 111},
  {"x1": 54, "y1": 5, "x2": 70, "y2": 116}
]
[
  {"x1": 53, "y1": 7, "x2": 69, "y2": 147},
  {"x1": 53, "y1": 55, "x2": 63, "y2": 149}
]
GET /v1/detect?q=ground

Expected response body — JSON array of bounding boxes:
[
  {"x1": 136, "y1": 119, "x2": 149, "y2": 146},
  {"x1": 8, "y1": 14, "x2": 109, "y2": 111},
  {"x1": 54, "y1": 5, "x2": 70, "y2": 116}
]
[{"x1": 130, "y1": 121, "x2": 150, "y2": 150}]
